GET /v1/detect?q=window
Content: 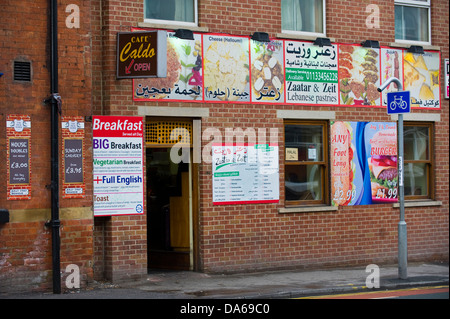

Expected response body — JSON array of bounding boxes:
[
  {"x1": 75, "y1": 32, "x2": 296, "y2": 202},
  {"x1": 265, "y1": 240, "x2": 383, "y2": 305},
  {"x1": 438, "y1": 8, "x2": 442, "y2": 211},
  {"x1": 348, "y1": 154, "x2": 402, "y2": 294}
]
[
  {"x1": 284, "y1": 121, "x2": 328, "y2": 205},
  {"x1": 281, "y1": 0, "x2": 325, "y2": 36},
  {"x1": 403, "y1": 122, "x2": 434, "y2": 199},
  {"x1": 395, "y1": 0, "x2": 431, "y2": 45},
  {"x1": 144, "y1": 0, "x2": 197, "y2": 26}
]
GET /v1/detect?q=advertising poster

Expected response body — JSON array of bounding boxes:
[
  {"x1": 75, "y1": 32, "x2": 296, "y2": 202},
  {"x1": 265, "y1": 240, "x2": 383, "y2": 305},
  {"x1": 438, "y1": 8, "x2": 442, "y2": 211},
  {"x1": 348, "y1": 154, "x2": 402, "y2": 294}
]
[
  {"x1": 331, "y1": 121, "x2": 397, "y2": 206},
  {"x1": 285, "y1": 41, "x2": 339, "y2": 105},
  {"x1": 133, "y1": 30, "x2": 203, "y2": 101},
  {"x1": 445, "y1": 58, "x2": 449, "y2": 99},
  {"x1": 212, "y1": 144, "x2": 279, "y2": 205},
  {"x1": 61, "y1": 116, "x2": 85, "y2": 198},
  {"x1": 250, "y1": 39, "x2": 285, "y2": 103},
  {"x1": 203, "y1": 34, "x2": 250, "y2": 102},
  {"x1": 403, "y1": 50, "x2": 440, "y2": 108},
  {"x1": 6, "y1": 115, "x2": 31, "y2": 200},
  {"x1": 338, "y1": 44, "x2": 381, "y2": 106},
  {"x1": 380, "y1": 48, "x2": 404, "y2": 106},
  {"x1": 93, "y1": 116, "x2": 144, "y2": 216}
]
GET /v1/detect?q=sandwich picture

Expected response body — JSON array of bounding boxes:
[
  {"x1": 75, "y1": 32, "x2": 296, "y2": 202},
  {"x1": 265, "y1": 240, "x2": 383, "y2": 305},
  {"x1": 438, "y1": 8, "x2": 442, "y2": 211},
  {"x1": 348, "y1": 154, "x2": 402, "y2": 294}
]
[{"x1": 367, "y1": 128, "x2": 398, "y2": 202}]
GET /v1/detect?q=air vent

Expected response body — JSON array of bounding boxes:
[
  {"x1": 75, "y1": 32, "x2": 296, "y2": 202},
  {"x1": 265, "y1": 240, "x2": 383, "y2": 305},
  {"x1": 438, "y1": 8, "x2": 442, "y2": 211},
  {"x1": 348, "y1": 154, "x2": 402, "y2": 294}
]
[{"x1": 13, "y1": 61, "x2": 31, "y2": 82}]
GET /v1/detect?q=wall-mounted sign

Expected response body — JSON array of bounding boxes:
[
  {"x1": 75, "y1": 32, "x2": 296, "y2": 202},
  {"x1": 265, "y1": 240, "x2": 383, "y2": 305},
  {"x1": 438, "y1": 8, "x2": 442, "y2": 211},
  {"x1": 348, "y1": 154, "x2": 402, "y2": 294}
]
[
  {"x1": 117, "y1": 30, "x2": 167, "y2": 79},
  {"x1": 132, "y1": 29, "x2": 441, "y2": 109},
  {"x1": 331, "y1": 121, "x2": 398, "y2": 206},
  {"x1": 445, "y1": 58, "x2": 449, "y2": 99},
  {"x1": 93, "y1": 116, "x2": 144, "y2": 216},
  {"x1": 61, "y1": 116, "x2": 85, "y2": 198},
  {"x1": 212, "y1": 143, "x2": 279, "y2": 205},
  {"x1": 6, "y1": 115, "x2": 31, "y2": 200}
]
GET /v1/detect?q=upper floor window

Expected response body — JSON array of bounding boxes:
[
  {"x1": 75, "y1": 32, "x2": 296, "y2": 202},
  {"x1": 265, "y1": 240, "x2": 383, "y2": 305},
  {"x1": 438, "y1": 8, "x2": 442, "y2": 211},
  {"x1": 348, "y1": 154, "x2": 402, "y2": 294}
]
[
  {"x1": 281, "y1": 0, "x2": 326, "y2": 36},
  {"x1": 395, "y1": 0, "x2": 431, "y2": 45},
  {"x1": 144, "y1": 0, "x2": 197, "y2": 27}
]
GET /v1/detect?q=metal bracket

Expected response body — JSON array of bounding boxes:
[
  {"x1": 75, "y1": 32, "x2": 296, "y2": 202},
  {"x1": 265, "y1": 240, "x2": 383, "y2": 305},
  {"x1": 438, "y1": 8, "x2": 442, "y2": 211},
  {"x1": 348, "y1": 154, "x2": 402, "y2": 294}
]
[
  {"x1": 44, "y1": 93, "x2": 62, "y2": 114},
  {"x1": 45, "y1": 219, "x2": 61, "y2": 228}
]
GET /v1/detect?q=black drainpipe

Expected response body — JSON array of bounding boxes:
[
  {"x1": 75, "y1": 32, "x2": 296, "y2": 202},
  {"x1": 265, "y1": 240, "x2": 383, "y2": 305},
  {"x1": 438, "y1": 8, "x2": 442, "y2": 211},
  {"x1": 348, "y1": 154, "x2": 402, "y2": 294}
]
[{"x1": 44, "y1": 0, "x2": 61, "y2": 294}]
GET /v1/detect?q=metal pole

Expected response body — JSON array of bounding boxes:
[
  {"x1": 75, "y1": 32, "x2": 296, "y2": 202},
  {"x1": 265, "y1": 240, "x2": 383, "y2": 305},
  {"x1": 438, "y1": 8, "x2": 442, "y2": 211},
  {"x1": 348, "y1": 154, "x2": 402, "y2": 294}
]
[{"x1": 377, "y1": 77, "x2": 407, "y2": 279}]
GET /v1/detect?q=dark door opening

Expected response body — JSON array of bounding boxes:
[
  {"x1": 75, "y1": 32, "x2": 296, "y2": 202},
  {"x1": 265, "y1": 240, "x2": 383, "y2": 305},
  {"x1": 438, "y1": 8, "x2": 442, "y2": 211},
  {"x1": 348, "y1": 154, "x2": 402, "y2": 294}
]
[{"x1": 146, "y1": 148, "x2": 192, "y2": 271}]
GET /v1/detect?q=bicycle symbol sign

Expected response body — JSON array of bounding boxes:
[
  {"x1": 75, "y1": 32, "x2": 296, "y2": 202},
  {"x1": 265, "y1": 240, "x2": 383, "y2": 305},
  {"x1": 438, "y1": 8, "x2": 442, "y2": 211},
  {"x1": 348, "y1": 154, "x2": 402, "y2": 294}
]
[{"x1": 387, "y1": 91, "x2": 410, "y2": 114}]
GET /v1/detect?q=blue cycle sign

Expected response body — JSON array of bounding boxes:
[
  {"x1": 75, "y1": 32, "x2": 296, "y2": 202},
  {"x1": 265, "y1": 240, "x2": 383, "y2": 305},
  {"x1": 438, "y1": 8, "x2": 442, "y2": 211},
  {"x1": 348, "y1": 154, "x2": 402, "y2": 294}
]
[{"x1": 387, "y1": 91, "x2": 410, "y2": 114}]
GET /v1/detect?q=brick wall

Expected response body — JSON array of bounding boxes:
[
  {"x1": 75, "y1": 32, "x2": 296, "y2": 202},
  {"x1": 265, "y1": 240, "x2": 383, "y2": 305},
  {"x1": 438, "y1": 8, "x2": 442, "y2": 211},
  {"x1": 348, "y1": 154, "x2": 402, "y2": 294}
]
[
  {"x1": 91, "y1": 0, "x2": 448, "y2": 276},
  {"x1": 0, "y1": 0, "x2": 94, "y2": 292}
]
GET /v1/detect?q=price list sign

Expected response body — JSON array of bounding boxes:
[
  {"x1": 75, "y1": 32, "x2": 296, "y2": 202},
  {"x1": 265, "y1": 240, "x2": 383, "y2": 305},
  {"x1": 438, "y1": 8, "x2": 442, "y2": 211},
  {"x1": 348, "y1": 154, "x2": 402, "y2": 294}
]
[
  {"x1": 6, "y1": 115, "x2": 32, "y2": 200},
  {"x1": 62, "y1": 116, "x2": 86, "y2": 198}
]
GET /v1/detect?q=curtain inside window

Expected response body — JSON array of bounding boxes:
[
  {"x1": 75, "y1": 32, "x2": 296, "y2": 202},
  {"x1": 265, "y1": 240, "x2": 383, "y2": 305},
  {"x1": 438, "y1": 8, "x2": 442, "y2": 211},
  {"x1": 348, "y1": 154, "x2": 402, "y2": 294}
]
[
  {"x1": 145, "y1": 0, "x2": 195, "y2": 23},
  {"x1": 282, "y1": 0, "x2": 323, "y2": 33}
]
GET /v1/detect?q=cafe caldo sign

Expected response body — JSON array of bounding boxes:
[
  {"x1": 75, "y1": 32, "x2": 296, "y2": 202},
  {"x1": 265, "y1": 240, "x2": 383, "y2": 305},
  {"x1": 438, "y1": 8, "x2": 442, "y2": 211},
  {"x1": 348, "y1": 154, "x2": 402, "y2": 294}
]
[{"x1": 116, "y1": 30, "x2": 167, "y2": 79}]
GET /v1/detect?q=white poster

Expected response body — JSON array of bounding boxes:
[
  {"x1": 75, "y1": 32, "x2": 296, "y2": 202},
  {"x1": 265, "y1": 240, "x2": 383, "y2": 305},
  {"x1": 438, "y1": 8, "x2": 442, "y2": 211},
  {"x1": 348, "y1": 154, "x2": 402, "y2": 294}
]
[
  {"x1": 212, "y1": 144, "x2": 279, "y2": 205},
  {"x1": 93, "y1": 116, "x2": 144, "y2": 216}
]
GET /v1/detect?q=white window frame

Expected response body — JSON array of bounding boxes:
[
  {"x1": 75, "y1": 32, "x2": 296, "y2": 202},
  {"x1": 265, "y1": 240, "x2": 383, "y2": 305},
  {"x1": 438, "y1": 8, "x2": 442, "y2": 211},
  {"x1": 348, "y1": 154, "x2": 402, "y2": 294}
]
[
  {"x1": 394, "y1": 0, "x2": 431, "y2": 46},
  {"x1": 281, "y1": 0, "x2": 327, "y2": 38},
  {"x1": 143, "y1": 0, "x2": 198, "y2": 28}
]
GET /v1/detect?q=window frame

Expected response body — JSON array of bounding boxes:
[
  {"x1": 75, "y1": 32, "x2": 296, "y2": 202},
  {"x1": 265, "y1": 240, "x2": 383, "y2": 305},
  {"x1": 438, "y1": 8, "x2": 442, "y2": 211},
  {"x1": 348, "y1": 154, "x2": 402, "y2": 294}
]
[
  {"x1": 403, "y1": 121, "x2": 434, "y2": 200},
  {"x1": 281, "y1": 0, "x2": 327, "y2": 38},
  {"x1": 284, "y1": 120, "x2": 329, "y2": 207},
  {"x1": 394, "y1": 0, "x2": 431, "y2": 46},
  {"x1": 143, "y1": 0, "x2": 198, "y2": 28}
]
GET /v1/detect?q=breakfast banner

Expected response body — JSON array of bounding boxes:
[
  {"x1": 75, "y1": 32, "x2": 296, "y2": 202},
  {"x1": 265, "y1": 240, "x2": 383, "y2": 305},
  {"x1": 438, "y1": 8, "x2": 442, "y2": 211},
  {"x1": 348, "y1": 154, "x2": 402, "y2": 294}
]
[{"x1": 331, "y1": 121, "x2": 398, "y2": 206}]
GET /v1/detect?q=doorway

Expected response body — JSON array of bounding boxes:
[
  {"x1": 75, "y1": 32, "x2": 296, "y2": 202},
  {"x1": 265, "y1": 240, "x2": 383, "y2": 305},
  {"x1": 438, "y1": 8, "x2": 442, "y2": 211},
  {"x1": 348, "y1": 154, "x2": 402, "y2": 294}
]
[{"x1": 145, "y1": 118, "x2": 198, "y2": 271}]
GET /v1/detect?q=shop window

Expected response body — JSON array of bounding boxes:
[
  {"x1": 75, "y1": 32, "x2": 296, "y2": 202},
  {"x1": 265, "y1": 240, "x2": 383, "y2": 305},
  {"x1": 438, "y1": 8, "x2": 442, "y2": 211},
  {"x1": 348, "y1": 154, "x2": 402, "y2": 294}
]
[
  {"x1": 395, "y1": 0, "x2": 431, "y2": 45},
  {"x1": 144, "y1": 0, "x2": 197, "y2": 26},
  {"x1": 281, "y1": 0, "x2": 326, "y2": 36},
  {"x1": 403, "y1": 122, "x2": 434, "y2": 199},
  {"x1": 284, "y1": 120, "x2": 328, "y2": 206}
]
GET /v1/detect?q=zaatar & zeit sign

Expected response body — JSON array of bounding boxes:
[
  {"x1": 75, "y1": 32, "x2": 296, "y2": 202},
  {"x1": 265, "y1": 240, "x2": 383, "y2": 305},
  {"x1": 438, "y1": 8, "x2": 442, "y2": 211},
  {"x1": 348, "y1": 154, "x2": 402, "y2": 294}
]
[{"x1": 116, "y1": 30, "x2": 167, "y2": 79}]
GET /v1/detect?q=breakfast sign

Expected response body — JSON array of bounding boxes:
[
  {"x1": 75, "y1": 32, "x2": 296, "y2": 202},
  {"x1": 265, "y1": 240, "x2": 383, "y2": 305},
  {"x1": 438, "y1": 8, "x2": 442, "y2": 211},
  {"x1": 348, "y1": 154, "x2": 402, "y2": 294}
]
[
  {"x1": 132, "y1": 29, "x2": 442, "y2": 110},
  {"x1": 116, "y1": 30, "x2": 167, "y2": 79}
]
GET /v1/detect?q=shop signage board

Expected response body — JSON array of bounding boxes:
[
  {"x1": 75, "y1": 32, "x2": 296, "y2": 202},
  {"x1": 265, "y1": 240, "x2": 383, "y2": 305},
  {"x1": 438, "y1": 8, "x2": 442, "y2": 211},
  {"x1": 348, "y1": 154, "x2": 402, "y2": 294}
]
[
  {"x1": 6, "y1": 115, "x2": 31, "y2": 200},
  {"x1": 133, "y1": 29, "x2": 442, "y2": 110},
  {"x1": 92, "y1": 116, "x2": 144, "y2": 216},
  {"x1": 331, "y1": 121, "x2": 398, "y2": 206},
  {"x1": 117, "y1": 30, "x2": 167, "y2": 79},
  {"x1": 212, "y1": 143, "x2": 279, "y2": 205},
  {"x1": 61, "y1": 116, "x2": 86, "y2": 198}
]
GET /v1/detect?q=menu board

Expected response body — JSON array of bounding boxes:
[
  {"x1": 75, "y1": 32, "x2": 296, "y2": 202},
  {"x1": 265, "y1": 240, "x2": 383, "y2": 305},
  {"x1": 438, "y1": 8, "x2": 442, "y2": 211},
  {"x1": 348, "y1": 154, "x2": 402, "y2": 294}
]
[
  {"x1": 403, "y1": 51, "x2": 440, "y2": 108},
  {"x1": 212, "y1": 144, "x2": 279, "y2": 205},
  {"x1": 131, "y1": 29, "x2": 441, "y2": 109},
  {"x1": 203, "y1": 34, "x2": 250, "y2": 102},
  {"x1": 93, "y1": 116, "x2": 144, "y2": 216},
  {"x1": 285, "y1": 41, "x2": 338, "y2": 105},
  {"x1": 9, "y1": 139, "x2": 30, "y2": 185},
  {"x1": 331, "y1": 121, "x2": 398, "y2": 206}
]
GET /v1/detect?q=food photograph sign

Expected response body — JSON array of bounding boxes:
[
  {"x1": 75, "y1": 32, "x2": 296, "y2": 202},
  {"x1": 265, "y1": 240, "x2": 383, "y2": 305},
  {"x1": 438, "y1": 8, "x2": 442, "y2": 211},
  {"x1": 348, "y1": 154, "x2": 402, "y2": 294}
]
[
  {"x1": 331, "y1": 121, "x2": 398, "y2": 206},
  {"x1": 92, "y1": 116, "x2": 144, "y2": 216},
  {"x1": 132, "y1": 29, "x2": 441, "y2": 109}
]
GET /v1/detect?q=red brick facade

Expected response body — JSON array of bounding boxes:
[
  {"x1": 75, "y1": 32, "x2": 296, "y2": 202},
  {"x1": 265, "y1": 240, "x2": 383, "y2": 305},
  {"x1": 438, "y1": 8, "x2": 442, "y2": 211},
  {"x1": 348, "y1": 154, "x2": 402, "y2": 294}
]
[{"x1": 1, "y1": 0, "x2": 448, "y2": 293}]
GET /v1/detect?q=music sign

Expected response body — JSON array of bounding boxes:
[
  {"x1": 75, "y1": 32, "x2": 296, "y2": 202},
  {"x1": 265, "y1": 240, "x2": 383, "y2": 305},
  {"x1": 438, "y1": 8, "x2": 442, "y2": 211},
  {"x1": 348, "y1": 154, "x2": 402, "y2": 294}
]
[{"x1": 116, "y1": 30, "x2": 167, "y2": 79}]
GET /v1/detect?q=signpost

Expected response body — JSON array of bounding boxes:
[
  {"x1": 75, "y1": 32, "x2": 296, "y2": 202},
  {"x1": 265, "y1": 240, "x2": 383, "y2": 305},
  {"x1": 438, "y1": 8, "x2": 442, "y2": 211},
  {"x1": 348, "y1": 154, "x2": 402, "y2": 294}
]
[{"x1": 379, "y1": 78, "x2": 410, "y2": 279}]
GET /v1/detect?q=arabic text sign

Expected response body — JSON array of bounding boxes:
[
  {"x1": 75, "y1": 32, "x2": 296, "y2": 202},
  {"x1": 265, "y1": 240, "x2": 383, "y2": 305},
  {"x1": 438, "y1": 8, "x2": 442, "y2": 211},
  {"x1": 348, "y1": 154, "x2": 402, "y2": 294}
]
[
  {"x1": 93, "y1": 116, "x2": 144, "y2": 216},
  {"x1": 212, "y1": 144, "x2": 279, "y2": 205}
]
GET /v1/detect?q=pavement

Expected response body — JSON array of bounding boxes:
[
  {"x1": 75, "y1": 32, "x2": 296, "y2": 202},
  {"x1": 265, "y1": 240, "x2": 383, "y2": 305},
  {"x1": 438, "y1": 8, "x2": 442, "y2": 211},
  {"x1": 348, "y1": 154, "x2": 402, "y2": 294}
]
[{"x1": 1, "y1": 261, "x2": 448, "y2": 299}]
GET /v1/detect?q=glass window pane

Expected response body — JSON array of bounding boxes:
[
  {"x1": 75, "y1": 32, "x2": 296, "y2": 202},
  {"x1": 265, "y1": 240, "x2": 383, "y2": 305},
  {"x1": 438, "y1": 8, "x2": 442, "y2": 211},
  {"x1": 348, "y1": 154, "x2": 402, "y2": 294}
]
[
  {"x1": 404, "y1": 126, "x2": 429, "y2": 160},
  {"x1": 285, "y1": 124, "x2": 323, "y2": 161},
  {"x1": 395, "y1": 5, "x2": 429, "y2": 42},
  {"x1": 145, "y1": 0, "x2": 195, "y2": 23},
  {"x1": 285, "y1": 164, "x2": 322, "y2": 201},
  {"x1": 282, "y1": 0, "x2": 323, "y2": 33},
  {"x1": 404, "y1": 163, "x2": 428, "y2": 196}
]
